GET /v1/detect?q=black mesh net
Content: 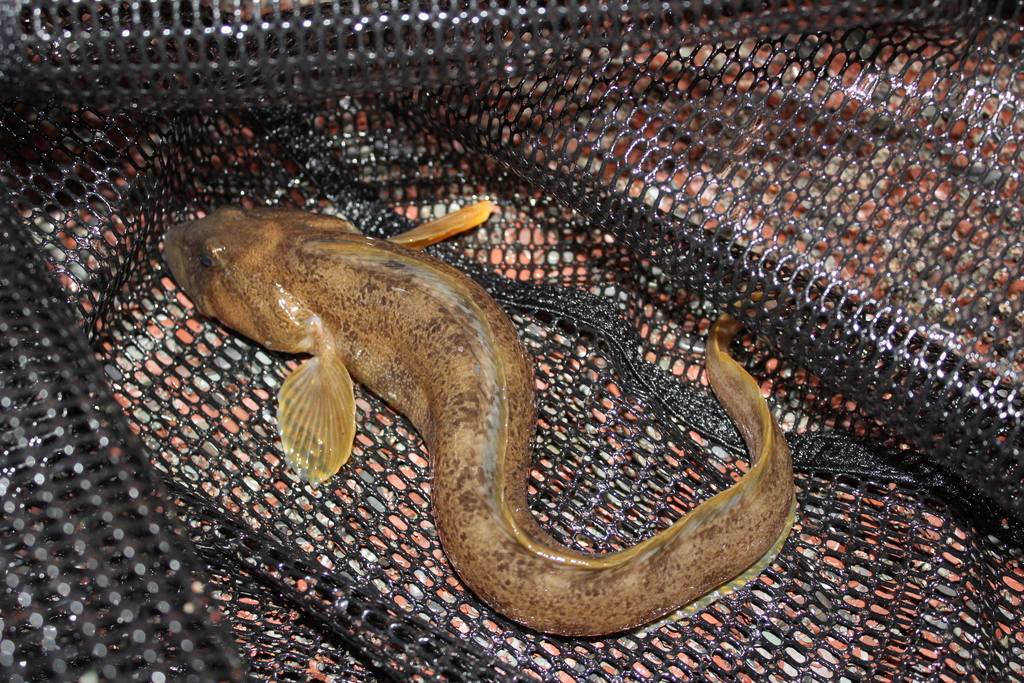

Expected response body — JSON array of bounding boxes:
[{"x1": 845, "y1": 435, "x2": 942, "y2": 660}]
[{"x1": 2, "y1": 1, "x2": 1023, "y2": 681}]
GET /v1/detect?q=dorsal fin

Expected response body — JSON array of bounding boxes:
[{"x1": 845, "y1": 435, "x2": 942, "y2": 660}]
[{"x1": 389, "y1": 201, "x2": 494, "y2": 249}]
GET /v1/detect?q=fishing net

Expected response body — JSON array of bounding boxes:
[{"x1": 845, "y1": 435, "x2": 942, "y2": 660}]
[{"x1": 2, "y1": 0, "x2": 1023, "y2": 681}]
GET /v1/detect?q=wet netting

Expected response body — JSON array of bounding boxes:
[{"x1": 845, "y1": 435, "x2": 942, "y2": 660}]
[{"x1": 2, "y1": 0, "x2": 1023, "y2": 681}]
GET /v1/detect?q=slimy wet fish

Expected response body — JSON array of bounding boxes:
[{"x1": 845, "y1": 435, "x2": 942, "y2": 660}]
[{"x1": 163, "y1": 202, "x2": 795, "y2": 636}]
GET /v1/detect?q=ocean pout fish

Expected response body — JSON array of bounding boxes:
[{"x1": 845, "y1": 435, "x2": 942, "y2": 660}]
[{"x1": 163, "y1": 201, "x2": 795, "y2": 636}]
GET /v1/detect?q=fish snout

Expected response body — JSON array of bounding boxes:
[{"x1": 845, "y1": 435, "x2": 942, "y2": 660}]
[
  {"x1": 163, "y1": 220, "x2": 210, "y2": 315},
  {"x1": 163, "y1": 221, "x2": 190, "y2": 284}
]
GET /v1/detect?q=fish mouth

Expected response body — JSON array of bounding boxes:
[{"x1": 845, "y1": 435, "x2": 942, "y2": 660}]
[{"x1": 163, "y1": 220, "x2": 209, "y2": 315}]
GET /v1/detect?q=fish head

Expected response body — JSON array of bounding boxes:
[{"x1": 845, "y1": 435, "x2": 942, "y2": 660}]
[
  {"x1": 164, "y1": 206, "x2": 321, "y2": 352},
  {"x1": 164, "y1": 206, "x2": 239, "y2": 316}
]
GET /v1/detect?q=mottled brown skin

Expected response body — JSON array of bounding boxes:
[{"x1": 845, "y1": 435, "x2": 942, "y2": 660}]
[{"x1": 164, "y1": 206, "x2": 795, "y2": 636}]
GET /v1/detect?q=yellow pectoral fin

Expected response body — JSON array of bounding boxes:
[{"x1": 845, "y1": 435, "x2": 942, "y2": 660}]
[
  {"x1": 277, "y1": 350, "x2": 356, "y2": 486},
  {"x1": 389, "y1": 200, "x2": 494, "y2": 249}
]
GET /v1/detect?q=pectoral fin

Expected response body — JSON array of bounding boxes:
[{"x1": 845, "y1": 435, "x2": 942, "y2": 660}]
[
  {"x1": 277, "y1": 350, "x2": 356, "y2": 485},
  {"x1": 389, "y1": 200, "x2": 494, "y2": 249}
]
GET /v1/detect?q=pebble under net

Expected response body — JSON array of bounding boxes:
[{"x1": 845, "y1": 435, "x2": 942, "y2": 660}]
[{"x1": 2, "y1": 1, "x2": 1023, "y2": 682}]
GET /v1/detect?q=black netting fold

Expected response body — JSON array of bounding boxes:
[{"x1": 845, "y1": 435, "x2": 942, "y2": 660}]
[
  {"x1": 0, "y1": 202, "x2": 244, "y2": 683},
  {"x1": 1, "y1": 1, "x2": 1023, "y2": 682},
  {"x1": 6, "y1": 1, "x2": 979, "y2": 107}
]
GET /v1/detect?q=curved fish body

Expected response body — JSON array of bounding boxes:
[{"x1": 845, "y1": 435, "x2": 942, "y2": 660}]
[{"x1": 164, "y1": 204, "x2": 795, "y2": 636}]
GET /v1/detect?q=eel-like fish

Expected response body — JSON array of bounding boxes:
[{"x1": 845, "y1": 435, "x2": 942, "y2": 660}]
[{"x1": 163, "y1": 202, "x2": 795, "y2": 636}]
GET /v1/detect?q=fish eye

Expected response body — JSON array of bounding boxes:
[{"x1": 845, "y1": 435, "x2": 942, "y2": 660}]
[{"x1": 197, "y1": 238, "x2": 225, "y2": 268}]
